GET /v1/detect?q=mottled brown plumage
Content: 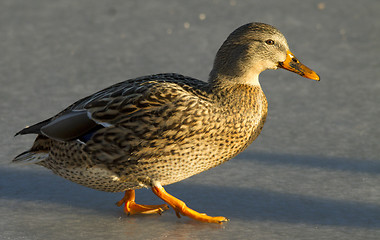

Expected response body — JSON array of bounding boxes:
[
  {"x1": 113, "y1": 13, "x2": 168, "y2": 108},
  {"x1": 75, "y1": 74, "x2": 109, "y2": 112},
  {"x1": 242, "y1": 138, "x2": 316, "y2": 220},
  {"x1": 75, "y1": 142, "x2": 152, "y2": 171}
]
[
  {"x1": 14, "y1": 22, "x2": 319, "y2": 223},
  {"x1": 16, "y1": 74, "x2": 267, "y2": 192}
]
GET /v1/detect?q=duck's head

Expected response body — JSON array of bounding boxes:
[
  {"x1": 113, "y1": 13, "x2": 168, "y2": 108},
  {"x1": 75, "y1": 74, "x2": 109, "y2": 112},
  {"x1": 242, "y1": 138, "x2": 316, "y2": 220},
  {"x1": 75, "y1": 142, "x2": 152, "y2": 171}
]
[{"x1": 209, "y1": 22, "x2": 319, "y2": 86}]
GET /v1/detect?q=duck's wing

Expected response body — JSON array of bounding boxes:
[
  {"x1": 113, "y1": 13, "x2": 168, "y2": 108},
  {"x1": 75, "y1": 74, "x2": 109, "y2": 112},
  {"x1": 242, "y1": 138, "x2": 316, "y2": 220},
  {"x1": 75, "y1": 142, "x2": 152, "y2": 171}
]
[
  {"x1": 15, "y1": 74, "x2": 212, "y2": 164},
  {"x1": 82, "y1": 76, "x2": 213, "y2": 166}
]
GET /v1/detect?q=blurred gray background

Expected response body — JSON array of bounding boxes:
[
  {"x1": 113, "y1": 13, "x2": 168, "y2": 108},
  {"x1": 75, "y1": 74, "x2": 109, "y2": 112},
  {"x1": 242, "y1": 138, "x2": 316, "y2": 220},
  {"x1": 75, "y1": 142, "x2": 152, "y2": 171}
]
[{"x1": 1, "y1": 0, "x2": 379, "y2": 239}]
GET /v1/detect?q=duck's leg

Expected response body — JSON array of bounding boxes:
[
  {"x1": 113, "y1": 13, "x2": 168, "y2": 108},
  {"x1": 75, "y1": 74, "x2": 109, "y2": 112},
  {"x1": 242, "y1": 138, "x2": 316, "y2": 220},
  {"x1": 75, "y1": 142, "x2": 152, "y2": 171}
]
[
  {"x1": 151, "y1": 184, "x2": 229, "y2": 224},
  {"x1": 116, "y1": 190, "x2": 169, "y2": 215}
]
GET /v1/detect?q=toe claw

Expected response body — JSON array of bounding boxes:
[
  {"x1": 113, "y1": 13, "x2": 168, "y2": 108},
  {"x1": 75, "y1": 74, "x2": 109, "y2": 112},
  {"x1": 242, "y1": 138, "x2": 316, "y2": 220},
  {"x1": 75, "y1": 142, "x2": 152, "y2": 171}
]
[{"x1": 218, "y1": 217, "x2": 229, "y2": 223}]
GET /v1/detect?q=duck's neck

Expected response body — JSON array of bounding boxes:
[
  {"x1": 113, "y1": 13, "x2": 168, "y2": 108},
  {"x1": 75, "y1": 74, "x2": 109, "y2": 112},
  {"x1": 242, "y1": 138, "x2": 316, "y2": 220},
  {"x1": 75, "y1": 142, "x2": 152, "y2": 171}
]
[
  {"x1": 208, "y1": 73, "x2": 264, "y2": 108},
  {"x1": 209, "y1": 72, "x2": 260, "y2": 88},
  {"x1": 208, "y1": 46, "x2": 264, "y2": 88},
  {"x1": 208, "y1": 68, "x2": 262, "y2": 93}
]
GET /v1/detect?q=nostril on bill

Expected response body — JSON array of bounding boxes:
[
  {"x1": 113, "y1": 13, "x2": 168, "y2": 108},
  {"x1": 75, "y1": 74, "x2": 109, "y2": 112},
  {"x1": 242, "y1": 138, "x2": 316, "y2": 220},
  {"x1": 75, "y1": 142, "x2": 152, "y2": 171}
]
[{"x1": 292, "y1": 58, "x2": 299, "y2": 63}]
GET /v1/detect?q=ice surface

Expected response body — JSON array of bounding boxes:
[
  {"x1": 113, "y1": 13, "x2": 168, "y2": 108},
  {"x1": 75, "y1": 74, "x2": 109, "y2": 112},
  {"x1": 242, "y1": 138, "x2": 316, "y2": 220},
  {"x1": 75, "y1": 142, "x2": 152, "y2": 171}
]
[{"x1": 1, "y1": 0, "x2": 380, "y2": 239}]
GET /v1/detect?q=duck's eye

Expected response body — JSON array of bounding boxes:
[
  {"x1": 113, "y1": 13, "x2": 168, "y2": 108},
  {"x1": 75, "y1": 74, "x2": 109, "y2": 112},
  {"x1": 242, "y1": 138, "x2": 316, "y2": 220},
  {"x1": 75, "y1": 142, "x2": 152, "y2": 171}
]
[{"x1": 265, "y1": 39, "x2": 275, "y2": 45}]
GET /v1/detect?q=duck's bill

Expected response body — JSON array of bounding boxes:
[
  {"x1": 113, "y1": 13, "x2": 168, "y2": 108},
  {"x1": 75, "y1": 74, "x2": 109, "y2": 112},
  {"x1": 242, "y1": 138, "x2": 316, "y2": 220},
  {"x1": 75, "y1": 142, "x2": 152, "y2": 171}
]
[{"x1": 278, "y1": 50, "x2": 320, "y2": 81}]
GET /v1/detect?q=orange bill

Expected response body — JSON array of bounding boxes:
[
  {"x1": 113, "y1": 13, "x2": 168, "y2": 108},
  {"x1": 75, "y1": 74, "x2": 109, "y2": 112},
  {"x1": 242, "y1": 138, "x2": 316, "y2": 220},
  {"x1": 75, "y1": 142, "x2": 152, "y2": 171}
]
[{"x1": 278, "y1": 50, "x2": 320, "y2": 81}]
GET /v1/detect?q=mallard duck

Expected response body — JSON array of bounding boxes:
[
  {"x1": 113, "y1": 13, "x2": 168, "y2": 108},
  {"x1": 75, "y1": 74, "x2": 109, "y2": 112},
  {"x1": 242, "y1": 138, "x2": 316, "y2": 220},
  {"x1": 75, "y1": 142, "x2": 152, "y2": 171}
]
[{"x1": 14, "y1": 22, "x2": 319, "y2": 223}]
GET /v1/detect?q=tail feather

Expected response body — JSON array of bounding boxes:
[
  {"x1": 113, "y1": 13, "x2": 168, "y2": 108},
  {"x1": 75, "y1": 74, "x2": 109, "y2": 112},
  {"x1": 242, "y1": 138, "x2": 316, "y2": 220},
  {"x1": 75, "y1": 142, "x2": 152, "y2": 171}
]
[
  {"x1": 13, "y1": 151, "x2": 49, "y2": 164},
  {"x1": 13, "y1": 135, "x2": 51, "y2": 164}
]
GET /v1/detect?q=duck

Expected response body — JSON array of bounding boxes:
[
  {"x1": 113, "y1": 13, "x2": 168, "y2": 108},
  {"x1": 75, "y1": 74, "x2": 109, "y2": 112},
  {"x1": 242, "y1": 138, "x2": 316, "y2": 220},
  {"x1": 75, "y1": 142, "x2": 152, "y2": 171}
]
[{"x1": 13, "y1": 22, "x2": 319, "y2": 224}]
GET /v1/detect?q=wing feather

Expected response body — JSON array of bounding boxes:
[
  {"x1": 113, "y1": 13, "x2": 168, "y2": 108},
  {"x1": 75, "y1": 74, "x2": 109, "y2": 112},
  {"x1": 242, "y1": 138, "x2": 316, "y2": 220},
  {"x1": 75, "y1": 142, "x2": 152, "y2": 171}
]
[{"x1": 15, "y1": 74, "x2": 212, "y2": 167}]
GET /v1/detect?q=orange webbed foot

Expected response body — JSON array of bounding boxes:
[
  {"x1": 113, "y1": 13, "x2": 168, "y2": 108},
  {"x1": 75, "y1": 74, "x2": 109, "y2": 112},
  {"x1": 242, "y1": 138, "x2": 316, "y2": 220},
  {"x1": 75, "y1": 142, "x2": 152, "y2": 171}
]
[
  {"x1": 116, "y1": 190, "x2": 169, "y2": 215},
  {"x1": 152, "y1": 185, "x2": 229, "y2": 224}
]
